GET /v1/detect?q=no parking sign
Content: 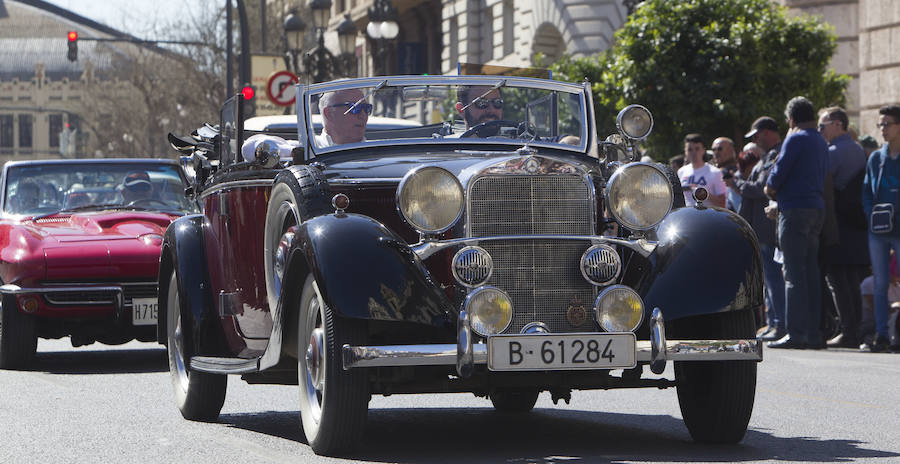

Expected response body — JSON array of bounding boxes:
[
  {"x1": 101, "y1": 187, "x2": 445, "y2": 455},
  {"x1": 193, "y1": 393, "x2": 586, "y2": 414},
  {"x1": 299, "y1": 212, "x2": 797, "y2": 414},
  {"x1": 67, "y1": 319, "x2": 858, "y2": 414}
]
[{"x1": 266, "y1": 71, "x2": 300, "y2": 107}]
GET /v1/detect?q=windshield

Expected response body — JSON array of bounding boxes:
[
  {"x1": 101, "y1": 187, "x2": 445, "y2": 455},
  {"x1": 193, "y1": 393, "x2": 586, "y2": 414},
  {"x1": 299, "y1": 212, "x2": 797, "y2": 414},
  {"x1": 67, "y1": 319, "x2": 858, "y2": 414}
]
[
  {"x1": 305, "y1": 77, "x2": 588, "y2": 155},
  {"x1": 3, "y1": 162, "x2": 197, "y2": 216}
]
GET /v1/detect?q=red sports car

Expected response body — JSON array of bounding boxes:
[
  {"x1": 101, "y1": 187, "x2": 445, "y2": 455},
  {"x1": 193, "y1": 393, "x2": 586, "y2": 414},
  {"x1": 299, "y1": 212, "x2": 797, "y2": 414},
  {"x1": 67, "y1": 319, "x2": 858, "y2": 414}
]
[{"x1": 0, "y1": 159, "x2": 197, "y2": 369}]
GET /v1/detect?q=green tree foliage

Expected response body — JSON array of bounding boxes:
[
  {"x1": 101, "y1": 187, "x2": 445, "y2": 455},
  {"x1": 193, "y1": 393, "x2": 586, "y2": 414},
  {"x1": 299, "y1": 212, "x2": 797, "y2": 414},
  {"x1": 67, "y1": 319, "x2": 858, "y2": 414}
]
[{"x1": 550, "y1": 0, "x2": 850, "y2": 158}]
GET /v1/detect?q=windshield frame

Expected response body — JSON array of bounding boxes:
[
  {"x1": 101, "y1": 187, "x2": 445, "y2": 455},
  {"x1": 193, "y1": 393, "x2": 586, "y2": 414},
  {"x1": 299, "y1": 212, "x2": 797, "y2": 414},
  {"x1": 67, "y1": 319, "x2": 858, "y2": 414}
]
[
  {"x1": 295, "y1": 75, "x2": 593, "y2": 161},
  {"x1": 0, "y1": 159, "x2": 197, "y2": 218}
]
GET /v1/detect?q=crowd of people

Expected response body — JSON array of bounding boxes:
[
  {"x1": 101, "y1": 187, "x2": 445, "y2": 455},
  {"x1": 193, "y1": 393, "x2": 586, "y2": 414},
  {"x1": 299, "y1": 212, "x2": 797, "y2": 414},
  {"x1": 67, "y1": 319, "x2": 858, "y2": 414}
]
[{"x1": 668, "y1": 99, "x2": 900, "y2": 353}]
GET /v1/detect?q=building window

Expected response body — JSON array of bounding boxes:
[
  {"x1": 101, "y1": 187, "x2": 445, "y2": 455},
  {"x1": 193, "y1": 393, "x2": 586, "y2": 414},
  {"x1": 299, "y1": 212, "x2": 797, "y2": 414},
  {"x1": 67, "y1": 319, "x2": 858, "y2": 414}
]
[
  {"x1": 0, "y1": 115, "x2": 12, "y2": 150},
  {"x1": 49, "y1": 113, "x2": 63, "y2": 148},
  {"x1": 503, "y1": 0, "x2": 514, "y2": 57},
  {"x1": 482, "y1": 6, "x2": 494, "y2": 62},
  {"x1": 18, "y1": 114, "x2": 32, "y2": 149}
]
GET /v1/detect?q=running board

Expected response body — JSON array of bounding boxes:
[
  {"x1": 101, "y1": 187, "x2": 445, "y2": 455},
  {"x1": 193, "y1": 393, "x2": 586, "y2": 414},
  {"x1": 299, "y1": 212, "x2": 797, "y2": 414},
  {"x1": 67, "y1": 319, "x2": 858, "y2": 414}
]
[{"x1": 190, "y1": 356, "x2": 260, "y2": 374}]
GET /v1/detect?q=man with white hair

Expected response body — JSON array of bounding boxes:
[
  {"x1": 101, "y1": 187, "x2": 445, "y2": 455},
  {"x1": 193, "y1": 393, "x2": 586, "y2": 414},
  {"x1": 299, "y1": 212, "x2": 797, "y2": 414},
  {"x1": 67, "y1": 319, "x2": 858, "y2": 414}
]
[{"x1": 314, "y1": 88, "x2": 370, "y2": 147}]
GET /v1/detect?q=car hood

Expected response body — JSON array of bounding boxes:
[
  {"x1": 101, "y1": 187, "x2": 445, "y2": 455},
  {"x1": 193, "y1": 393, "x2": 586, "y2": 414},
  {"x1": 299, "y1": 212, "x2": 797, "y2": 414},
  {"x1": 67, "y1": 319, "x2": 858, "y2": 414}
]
[
  {"x1": 26, "y1": 211, "x2": 173, "y2": 243},
  {"x1": 320, "y1": 149, "x2": 601, "y2": 182}
]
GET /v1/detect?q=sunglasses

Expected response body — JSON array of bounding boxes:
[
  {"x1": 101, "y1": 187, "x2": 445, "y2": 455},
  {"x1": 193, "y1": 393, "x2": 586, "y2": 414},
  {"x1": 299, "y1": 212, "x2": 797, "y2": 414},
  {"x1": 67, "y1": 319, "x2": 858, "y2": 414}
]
[
  {"x1": 818, "y1": 120, "x2": 835, "y2": 130},
  {"x1": 877, "y1": 121, "x2": 898, "y2": 129},
  {"x1": 472, "y1": 98, "x2": 504, "y2": 110},
  {"x1": 330, "y1": 102, "x2": 373, "y2": 115}
]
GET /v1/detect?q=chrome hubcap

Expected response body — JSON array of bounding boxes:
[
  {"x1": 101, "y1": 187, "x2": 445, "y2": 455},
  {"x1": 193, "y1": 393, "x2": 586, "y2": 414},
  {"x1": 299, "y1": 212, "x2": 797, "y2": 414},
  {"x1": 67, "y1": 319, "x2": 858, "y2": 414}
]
[
  {"x1": 172, "y1": 307, "x2": 189, "y2": 391},
  {"x1": 306, "y1": 328, "x2": 325, "y2": 391},
  {"x1": 273, "y1": 227, "x2": 297, "y2": 298},
  {"x1": 302, "y1": 291, "x2": 326, "y2": 422}
]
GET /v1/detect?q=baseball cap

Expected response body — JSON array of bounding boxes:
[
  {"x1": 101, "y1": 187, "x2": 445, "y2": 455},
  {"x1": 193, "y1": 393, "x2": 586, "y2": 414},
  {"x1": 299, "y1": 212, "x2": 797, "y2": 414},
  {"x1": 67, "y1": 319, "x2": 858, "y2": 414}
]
[
  {"x1": 123, "y1": 171, "x2": 152, "y2": 191},
  {"x1": 744, "y1": 116, "x2": 779, "y2": 139}
]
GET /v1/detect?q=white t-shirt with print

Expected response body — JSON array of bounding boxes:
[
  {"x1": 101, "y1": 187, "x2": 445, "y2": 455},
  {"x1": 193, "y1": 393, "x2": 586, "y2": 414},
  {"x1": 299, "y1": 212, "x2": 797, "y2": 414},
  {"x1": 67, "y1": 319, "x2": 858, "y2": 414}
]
[{"x1": 677, "y1": 162, "x2": 727, "y2": 207}]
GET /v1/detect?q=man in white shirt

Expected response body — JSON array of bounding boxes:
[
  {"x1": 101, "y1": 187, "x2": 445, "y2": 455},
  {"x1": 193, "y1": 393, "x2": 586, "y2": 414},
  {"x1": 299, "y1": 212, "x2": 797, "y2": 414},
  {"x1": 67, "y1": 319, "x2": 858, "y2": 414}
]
[
  {"x1": 678, "y1": 133, "x2": 727, "y2": 207},
  {"x1": 314, "y1": 88, "x2": 370, "y2": 148}
]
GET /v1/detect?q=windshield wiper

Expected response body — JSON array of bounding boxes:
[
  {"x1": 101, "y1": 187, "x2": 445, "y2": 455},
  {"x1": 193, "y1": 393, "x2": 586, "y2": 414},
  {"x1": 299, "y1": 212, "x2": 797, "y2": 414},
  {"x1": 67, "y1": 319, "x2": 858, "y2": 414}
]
[
  {"x1": 32, "y1": 203, "x2": 143, "y2": 220},
  {"x1": 459, "y1": 79, "x2": 507, "y2": 112},
  {"x1": 345, "y1": 79, "x2": 388, "y2": 115}
]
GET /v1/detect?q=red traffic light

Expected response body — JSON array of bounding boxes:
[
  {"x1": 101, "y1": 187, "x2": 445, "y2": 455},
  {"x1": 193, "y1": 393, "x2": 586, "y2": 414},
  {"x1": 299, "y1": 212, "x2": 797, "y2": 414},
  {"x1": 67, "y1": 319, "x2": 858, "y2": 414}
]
[
  {"x1": 67, "y1": 31, "x2": 78, "y2": 42},
  {"x1": 240, "y1": 85, "x2": 254, "y2": 100}
]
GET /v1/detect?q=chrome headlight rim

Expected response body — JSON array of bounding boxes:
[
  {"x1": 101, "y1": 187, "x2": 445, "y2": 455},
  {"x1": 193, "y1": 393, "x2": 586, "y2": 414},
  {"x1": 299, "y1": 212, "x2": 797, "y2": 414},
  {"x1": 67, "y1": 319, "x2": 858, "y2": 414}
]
[
  {"x1": 616, "y1": 104, "x2": 654, "y2": 142},
  {"x1": 593, "y1": 284, "x2": 645, "y2": 333},
  {"x1": 464, "y1": 285, "x2": 513, "y2": 337},
  {"x1": 452, "y1": 245, "x2": 494, "y2": 288},
  {"x1": 396, "y1": 165, "x2": 464, "y2": 234},
  {"x1": 580, "y1": 244, "x2": 621, "y2": 286},
  {"x1": 605, "y1": 162, "x2": 673, "y2": 231}
]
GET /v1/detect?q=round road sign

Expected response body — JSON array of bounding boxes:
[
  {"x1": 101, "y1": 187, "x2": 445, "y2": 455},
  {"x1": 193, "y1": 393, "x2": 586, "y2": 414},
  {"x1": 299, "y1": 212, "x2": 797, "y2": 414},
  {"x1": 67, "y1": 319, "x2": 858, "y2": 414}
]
[{"x1": 266, "y1": 70, "x2": 300, "y2": 107}]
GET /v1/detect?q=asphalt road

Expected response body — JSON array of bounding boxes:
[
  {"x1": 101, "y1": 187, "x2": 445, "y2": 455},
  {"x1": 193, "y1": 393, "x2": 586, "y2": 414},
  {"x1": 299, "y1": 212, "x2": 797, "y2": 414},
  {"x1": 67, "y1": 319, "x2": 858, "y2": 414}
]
[{"x1": 1, "y1": 339, "x2": 898, "y2": 464}]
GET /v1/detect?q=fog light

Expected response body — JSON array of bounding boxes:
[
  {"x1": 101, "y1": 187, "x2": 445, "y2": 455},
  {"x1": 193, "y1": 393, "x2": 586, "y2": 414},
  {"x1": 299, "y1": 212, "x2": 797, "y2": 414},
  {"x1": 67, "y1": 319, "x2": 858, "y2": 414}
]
[
  {"x1": 593, "y1": 285, "x2": 644, "y2": 332},
  {"x1": 21, "y1": 297, "x2": 39, "y2": 314},
  {"x1": 452, "y1": 246, "x2": 493, "y2": 287},
  {"x1": 580, "y1": 244, "x2": 620, "y2": 286},
  {"x1": 465, "y1": 286, "x2": 513, "y2": 337}
]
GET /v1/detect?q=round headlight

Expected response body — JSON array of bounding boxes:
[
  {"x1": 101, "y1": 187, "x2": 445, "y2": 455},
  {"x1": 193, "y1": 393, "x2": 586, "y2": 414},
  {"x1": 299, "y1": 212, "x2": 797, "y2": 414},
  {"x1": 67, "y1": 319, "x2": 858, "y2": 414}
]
[
  {"x1": 397, "y1": 166, "x2": 464, "y2": 234},
  {"x1": 465, "y1": 286, "x2": 513, "y2": 337},
  {"x1": 606, "y1": 163, "x2": 673, "y2": 230},
  {"x1": 452, "y1": 246, "x2": 493, "y2": 287},
  {"x1": 593, "y1": 285, "x2": 644, "y2": 332},
  {"x1": 616, "y1": 105, "x2": 653, "y2": 141}
]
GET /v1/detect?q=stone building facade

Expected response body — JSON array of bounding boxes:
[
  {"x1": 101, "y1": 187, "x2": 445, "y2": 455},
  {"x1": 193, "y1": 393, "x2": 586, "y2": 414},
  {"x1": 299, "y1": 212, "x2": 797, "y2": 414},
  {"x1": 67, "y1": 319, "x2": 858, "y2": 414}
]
[
  {"x1": 780, "y1": 0, "x2": 900, "y2": 140},
  {"x1": 0, "y1": 0, "x2": 147, "y2": 161},
  {"x1": 439, "y1": 0, "x2": 627, "y2": 73}
]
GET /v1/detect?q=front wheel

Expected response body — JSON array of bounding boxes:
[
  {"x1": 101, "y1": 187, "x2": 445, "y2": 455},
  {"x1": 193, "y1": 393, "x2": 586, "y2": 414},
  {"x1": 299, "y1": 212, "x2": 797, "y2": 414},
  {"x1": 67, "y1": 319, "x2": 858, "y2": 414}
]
[
  {"x1": 297, "y1": 274, "x2": 368, "y2": 455},
  {"x1": 673, "y1": 310, "x2": 757, "y2": 443},
  {"x1": 166, "y1": 271, "x2": 227, "y2": 421},
  {"x1": 0, "y1": 293, "x2": 37, "y2": 370}
]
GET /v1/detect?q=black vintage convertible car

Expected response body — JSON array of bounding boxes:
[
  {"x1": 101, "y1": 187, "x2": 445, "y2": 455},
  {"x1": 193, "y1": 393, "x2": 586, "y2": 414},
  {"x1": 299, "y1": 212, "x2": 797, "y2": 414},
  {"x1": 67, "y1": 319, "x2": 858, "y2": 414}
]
[{"x1": 160, "y1": 75, "x2": 763, "y2": 455}]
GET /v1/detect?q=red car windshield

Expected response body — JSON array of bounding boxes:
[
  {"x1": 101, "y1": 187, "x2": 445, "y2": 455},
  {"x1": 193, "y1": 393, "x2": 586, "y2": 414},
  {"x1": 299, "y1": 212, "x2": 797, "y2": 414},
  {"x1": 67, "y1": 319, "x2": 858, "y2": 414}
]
[{"x1": 3, "y1": 163, "x2": 197, "y2": 216}]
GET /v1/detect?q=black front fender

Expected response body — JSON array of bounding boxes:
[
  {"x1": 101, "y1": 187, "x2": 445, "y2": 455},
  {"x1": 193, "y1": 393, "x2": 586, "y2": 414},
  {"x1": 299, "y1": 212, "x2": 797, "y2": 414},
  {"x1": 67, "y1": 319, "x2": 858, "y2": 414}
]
[
  {"x1": 641, "y1": 206, "x2": 764, "y2": 321},
  {"x1": 157, "y1": 214, "x2": 224, "y2": 355},
  {"x1": 293, "y1": 213, "x2": 453, "y2": 328}
]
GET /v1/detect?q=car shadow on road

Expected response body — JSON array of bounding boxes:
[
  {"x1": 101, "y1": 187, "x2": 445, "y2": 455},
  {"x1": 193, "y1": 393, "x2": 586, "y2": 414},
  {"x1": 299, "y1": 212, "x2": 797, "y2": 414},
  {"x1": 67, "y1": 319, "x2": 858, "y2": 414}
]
[
  {"x1": 28, "y1": 347, "x2": 168, "y2": 375},
  {"x1": 221, "y1": 407, "x2": 899, "y2": 463}
]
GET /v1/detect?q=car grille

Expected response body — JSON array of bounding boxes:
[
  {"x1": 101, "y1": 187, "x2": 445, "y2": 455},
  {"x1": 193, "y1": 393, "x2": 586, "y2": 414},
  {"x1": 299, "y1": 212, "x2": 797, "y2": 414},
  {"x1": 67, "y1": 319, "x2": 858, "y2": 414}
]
[
  {"x1": 44, "y1": 290, "x2": 117, "y2": 306},
  {"x1": 41, "y1": 283, "x2": 157, "y2": 308},
  {"x1": 122, "y1": 283, "x2": 158, "y2": 308},
  {"x1": 468, "y1": 175, "x2": 596, "y2": 334}
]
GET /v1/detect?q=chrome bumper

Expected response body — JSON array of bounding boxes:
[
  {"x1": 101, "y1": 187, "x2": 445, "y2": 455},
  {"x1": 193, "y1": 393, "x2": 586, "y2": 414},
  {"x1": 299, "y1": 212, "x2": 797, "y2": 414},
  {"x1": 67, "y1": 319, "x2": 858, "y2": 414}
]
[{"x1": 342, "y1": 308, "x2": 763, "y2": 376}]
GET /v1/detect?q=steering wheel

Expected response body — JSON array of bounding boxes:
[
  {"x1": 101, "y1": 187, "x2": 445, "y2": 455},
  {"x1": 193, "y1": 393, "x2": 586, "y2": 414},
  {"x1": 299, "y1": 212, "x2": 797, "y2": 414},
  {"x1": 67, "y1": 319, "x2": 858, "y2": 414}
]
[
  {"x1": 126, "y1": 198, "x2": 170, "y2": 208},
  {"x1": 460, "y1": 120, "x2": 521, "y2": 138}
]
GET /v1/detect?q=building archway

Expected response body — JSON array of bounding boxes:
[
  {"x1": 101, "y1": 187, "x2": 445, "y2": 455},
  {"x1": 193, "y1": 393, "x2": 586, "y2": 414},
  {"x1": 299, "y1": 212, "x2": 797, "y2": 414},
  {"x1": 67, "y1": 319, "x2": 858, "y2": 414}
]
[{"x1": 531, "y1": 22, "x2": 565, "y2": 66}]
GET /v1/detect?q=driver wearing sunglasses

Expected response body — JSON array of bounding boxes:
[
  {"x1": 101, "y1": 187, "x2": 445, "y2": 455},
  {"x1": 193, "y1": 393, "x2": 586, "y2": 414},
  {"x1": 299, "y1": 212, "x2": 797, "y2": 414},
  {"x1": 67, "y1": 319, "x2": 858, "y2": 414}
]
[
  {"x1": 454, "y1": 85, "x2": 504, "y2": 135},
  {"x1": 315, "y1": 88, "x2": 370, "y2": 148}
]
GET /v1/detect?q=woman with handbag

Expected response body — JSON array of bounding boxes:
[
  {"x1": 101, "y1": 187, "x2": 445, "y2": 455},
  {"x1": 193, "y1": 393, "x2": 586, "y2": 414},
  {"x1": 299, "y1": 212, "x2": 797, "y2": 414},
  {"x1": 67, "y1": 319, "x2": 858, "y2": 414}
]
[{"x1": 861, "y1": 104, "x2": 900, "y2": 352}]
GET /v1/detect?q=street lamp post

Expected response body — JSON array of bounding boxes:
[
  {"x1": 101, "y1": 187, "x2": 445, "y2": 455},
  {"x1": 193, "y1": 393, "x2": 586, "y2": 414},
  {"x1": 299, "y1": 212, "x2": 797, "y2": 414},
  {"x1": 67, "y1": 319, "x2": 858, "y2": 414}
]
[
  {"x1": 282, "y1": 0, "x2": 358, "y2": 83},
  {"x1": 366, "y1": 0, "x2": 399, "y2": 116},
  {"x1": 366, "y1": 0, "x2": 399, "y2": 77}
]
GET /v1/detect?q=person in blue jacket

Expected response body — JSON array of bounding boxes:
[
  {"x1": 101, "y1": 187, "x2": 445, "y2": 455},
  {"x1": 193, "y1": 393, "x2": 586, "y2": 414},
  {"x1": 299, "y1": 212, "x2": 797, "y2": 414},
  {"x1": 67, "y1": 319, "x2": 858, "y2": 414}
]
[
  {"x1": 764, "y1": 96, "x2": 829, "y2": 349},
  {"x1": 861, "y1": 104, "x2": 900, "y2": 352}
]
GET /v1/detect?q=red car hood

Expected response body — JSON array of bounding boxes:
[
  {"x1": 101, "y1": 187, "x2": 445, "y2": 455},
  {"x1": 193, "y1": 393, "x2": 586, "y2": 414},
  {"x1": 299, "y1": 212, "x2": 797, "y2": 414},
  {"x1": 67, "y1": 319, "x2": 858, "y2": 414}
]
[
  {"x1": 22, "y1": 211, "x2": 174, "y2": 281},
  {"x1": 30, "y1": 211, "x2": 172, "y2": 243}
]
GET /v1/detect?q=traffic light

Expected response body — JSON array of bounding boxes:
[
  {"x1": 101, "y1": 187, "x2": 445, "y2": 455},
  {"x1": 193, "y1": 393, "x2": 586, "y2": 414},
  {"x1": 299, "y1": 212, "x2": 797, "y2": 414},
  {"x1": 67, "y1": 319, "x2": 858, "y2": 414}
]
[
  {"x1": 67, "y1": 31, "x2": 78, "y2": 62},
  {"x1": 240, "y1": 85, "x2": 254, "y2": 100},
  {"x1": 240, "y1": 84, "x2": 256, "y2": 118}
]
